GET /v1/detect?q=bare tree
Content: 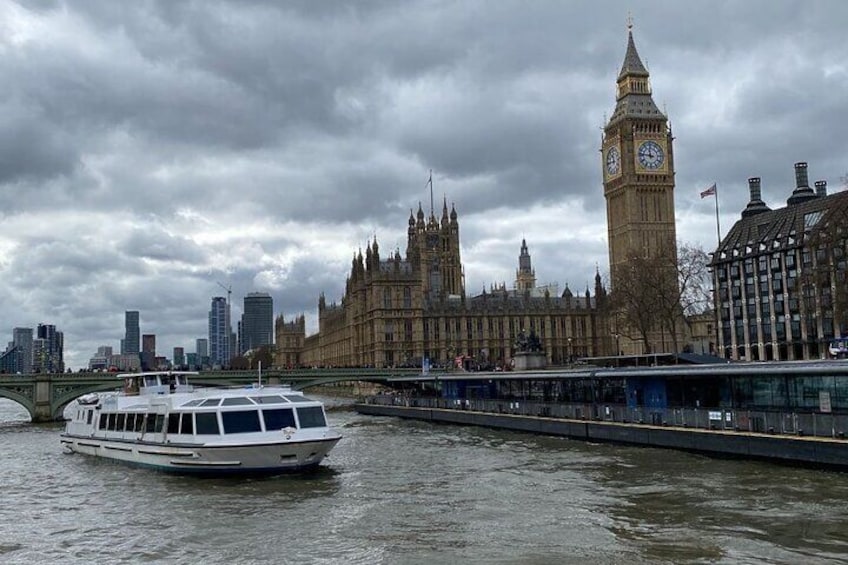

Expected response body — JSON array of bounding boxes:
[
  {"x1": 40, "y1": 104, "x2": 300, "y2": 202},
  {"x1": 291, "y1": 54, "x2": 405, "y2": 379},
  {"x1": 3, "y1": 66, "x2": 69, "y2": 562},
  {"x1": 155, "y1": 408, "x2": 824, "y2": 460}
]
[
  {"x1": 611, "y1": 241, "x2": 711, "y2": 354},
  {"x1": 610, "y1": 252, "x2": 664, "y2": 353},
  {"x1": 677, "y1": 242, "x2": 713, "y2": 316}
]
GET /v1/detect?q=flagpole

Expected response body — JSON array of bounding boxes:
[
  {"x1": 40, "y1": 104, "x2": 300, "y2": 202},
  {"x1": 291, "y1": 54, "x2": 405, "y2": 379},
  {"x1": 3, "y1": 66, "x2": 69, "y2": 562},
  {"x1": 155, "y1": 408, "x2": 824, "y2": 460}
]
[
  {"x1": 714, "y1": 184, "x2": 721, "y2": 246},
  {"x1": 428, "y1": 169, "x2": 434, "y2": 217}
]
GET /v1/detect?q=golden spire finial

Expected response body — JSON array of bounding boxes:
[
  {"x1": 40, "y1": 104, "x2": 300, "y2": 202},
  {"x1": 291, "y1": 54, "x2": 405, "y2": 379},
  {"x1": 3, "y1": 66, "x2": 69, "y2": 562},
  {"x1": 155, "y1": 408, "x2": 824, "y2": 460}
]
[{"x1": 626, "y1": 13, "x2": 633, "y2": 31}]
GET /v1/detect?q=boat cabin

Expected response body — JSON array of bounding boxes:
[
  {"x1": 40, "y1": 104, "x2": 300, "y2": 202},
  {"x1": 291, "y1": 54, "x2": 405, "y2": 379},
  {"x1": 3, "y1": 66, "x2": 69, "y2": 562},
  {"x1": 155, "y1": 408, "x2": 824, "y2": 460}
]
[{"x1": 123, "y1": 372, "x2": 194, "y2": 396}]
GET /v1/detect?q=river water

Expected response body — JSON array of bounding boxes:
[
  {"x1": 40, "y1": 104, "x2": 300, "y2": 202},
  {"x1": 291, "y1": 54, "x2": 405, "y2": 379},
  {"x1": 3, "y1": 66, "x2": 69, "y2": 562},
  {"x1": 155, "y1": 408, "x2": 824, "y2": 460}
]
[{"x1": 1, "y1": 398, "x2": 848, "y2": 564}]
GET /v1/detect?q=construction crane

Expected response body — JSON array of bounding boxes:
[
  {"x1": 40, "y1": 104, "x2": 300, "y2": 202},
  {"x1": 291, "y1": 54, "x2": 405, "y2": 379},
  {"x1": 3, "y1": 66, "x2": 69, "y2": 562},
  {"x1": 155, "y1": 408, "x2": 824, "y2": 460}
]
[{"x1": 216, "y1": 281, "x2": 232, "y2": 306}]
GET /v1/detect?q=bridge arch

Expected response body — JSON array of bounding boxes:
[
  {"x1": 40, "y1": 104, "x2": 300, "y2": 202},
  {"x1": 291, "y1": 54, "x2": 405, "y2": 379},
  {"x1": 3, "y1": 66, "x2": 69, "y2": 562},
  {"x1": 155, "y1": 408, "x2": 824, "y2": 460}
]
[
  {"x1": 0, "y1": 389, "x2": 37, "y2": 421},
  {"x1": 51, "y1": 382, "x2": 123, "y2": 421}
]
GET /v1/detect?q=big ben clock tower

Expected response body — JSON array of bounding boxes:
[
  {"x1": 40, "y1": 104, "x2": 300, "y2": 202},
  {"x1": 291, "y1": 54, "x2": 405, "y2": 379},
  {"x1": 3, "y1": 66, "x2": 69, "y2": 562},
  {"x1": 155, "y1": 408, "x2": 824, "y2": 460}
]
[{"x1": 603, "y1": 25, "x2": 678, "y2": 293}]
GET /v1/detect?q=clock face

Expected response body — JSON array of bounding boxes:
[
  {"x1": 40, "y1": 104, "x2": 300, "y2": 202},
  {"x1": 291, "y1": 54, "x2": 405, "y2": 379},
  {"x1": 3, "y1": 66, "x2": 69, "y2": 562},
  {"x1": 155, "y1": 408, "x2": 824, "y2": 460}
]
[
  {"x1": 605, "y1": 146, "x2": 620, "y2": 175},
  {"x1": 637, "y1": 140, "x2": 665, "y2": 170}
]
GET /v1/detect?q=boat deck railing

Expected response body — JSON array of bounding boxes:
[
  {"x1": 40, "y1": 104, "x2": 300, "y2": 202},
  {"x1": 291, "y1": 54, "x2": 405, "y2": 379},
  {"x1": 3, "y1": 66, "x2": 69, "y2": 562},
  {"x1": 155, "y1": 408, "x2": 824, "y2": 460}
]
[{"x1": 363, "y1": 395, "x2": 848, "y2": 440}]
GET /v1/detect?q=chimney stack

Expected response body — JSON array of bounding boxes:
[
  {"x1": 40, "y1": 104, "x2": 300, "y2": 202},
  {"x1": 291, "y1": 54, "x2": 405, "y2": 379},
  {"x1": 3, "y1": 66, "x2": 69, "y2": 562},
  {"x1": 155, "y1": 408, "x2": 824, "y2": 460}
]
[
  {"x1": 794, "y1": 162, "x2": 809, "y2": 189},
  {"x1": 749, "y1": 177, "x2": 762, "y2": 201},
  {"x1": 787, "y1": 161, "x2": 816, "y2": 205},
  {"x1": 815, "y1": 180, "x2": 827, "y2": 197},
  {"x1": 742, "y1": 177, "x2": 770, "y2": 218}
]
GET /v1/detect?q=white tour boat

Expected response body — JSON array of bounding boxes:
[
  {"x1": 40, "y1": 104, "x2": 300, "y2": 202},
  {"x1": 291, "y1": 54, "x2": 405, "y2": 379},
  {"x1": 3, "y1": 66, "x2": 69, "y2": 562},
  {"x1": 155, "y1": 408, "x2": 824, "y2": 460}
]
[{"x1": 61, "y1": 371, "x2": 342, "y2": 475}]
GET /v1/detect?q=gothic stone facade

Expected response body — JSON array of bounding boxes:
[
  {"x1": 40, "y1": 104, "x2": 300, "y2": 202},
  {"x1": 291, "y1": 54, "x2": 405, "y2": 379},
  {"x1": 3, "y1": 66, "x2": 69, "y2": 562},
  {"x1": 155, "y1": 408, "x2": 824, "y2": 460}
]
[{"x1": 277, "y1": 202, "x2": 612, "y2": 369}]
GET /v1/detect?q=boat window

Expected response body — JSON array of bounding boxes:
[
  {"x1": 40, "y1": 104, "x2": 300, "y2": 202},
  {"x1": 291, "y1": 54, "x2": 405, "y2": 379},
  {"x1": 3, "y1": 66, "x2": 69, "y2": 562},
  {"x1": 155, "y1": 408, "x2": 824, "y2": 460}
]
[
  {"x1": 86, "y1": 410, "x2": 93, "y2": 425},
  {"x1": 221, "y1": 410, "x2": 261, "y2": 434},
  {"x1": 116, "y1": 413, "x2": 126, "y2": 432},
  {"x1": 107, "y1": 413, "x2": 116, "y2": 431},
  {"x1": 145, "y1": 376, "x2": 158, "y2": 388},
  {"x1": 200, "y1": 399, "x2": 222, "y2": 407},
  {"x1": 250, "y1": 395, "x2": 286, "y2": 405},
  {"x1": 195, "y1": 412, "x2": 220, "y2": 435},
  {"x1": 283, "y1": 395, "x2": 315, "y2": 403},
  {"x1": 98, "y1": 414, "x2": 107, "y2": 430},
  {"x1": 181, "y1": 399, "x2": 204, "y2": 407},
  {"x1": 126, "y1": 413, "x2": 136, "y2": 431},
  {"x1": 221, "y1": 397, "x2": 252, "y2": 406},
  {"x1": 145, "y1": 413, "x2": 156, "y2": 433},
  {"x1": 167, "y1": 413, "x2": 180, "y2": 434},
  {"x1": 262, "y1": 408, "x2": 296, "y2": 430},
  {"x1": 180, "y1": 413, "x2": 194, "y2": 435},
  {"x1": 155, "y1": 414, "x2": 165, "y2": 433},
  {"x1": 134, "y1": 414, "x2": 144, "y2": 432},
  {"x1": 296, "y1": 406, "x2": 326, "y2": 428}
]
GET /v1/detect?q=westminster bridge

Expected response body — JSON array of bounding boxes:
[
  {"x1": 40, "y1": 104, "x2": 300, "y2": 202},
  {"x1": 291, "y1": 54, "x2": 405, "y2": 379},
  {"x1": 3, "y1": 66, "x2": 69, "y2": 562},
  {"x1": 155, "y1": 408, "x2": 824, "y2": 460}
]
[{"x1": 0, "y1": 368, "x2": 434, "y2": 423}]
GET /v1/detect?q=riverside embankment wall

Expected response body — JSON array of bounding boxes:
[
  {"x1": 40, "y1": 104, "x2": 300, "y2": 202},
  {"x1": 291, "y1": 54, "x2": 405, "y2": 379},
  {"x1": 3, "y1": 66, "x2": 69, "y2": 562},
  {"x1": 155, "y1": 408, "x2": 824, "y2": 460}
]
[{"x1": 355, "y1": 403, "x2": 848, "y2": 469}]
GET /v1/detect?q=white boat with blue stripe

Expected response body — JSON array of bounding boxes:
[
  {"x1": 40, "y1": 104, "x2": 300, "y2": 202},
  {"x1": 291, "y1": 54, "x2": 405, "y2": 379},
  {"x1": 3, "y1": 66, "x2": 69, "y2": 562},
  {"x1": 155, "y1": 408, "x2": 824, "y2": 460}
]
[{"x1": 61, "y1": 371, "x2": 341, "y2": 475}]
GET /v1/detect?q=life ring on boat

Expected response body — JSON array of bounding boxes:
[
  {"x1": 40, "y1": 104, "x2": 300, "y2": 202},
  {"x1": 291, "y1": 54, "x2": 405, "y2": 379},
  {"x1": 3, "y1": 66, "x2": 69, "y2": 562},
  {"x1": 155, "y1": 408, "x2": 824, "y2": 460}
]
[
  {"x1": 282, "y1": 426, "x2": 296, "y2": 440},
  {"x1": 78, "y1": 394, "x2": 100, "y2": 405}
]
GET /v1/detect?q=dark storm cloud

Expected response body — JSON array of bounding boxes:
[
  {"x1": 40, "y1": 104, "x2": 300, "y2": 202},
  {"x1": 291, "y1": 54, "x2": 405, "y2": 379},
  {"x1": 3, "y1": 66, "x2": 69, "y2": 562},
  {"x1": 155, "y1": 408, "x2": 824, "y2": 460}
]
[{"x1": 2, "y1": 0, "x2": 847, "y2": 368}]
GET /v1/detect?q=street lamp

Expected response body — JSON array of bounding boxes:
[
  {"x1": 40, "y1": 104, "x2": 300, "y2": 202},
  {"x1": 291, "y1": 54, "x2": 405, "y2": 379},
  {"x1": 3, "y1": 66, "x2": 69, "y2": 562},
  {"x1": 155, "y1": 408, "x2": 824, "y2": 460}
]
[
  {"x1": 567, "y1": 337, "x2": 573, "y2": 365},
  {"x1": 613, "y1": 333, "x2": 621, "y2": 367}
]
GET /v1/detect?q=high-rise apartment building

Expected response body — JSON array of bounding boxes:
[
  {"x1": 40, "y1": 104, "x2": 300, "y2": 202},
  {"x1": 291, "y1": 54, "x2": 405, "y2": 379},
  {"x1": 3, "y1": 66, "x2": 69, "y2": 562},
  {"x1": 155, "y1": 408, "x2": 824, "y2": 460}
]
[
  {"x1": 209, "y1": 297, "x2": 231, "y2": 368},
  {"x1": 241, "y1": 292, "x2": 274, "y2": 354},
  {"x1": 123, "y1": 311, "x2": 140, "y2": 355},
  {"x1": 12, "y1": 327, "x2": 33, "y2": 375},
  {"x1": 34, "y1": 323, "x2": 63, "y2": 373},
  {"x1": 196, "y1": 338, "x2": 208, "y2": 358}
]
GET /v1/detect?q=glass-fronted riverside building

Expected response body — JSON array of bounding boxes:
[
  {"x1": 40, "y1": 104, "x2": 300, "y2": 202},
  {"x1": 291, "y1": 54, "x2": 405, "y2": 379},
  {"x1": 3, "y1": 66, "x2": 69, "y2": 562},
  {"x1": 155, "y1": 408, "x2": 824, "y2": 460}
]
[{"x1": 387, "y1": 360, "x2": 848, "y2": 435}]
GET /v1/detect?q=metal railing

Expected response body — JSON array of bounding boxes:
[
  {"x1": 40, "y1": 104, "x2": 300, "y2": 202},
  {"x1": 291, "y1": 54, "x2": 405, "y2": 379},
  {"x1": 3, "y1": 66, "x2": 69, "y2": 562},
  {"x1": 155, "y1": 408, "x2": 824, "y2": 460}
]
[{"x1": 363, "y1": 395, "x2": 848, "y2": 439}]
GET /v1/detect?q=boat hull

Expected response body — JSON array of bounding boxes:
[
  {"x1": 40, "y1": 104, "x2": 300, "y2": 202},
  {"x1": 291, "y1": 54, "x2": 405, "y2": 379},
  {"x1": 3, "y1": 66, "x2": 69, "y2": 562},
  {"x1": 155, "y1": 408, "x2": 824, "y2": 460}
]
[{"x1": 60, "y1": 434, "x2": 341, "y2": 475}]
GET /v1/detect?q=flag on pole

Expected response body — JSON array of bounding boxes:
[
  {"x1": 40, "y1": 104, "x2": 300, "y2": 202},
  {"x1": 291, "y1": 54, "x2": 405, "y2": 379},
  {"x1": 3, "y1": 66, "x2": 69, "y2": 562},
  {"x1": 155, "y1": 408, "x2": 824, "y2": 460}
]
[{"x1": 700, "y1": 183, "x2": 717, "y2": 199}]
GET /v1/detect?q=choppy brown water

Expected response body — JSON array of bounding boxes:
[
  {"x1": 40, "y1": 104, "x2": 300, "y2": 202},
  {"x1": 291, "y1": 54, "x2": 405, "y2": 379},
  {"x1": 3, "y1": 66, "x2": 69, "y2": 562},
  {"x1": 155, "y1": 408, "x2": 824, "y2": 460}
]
[{"x1": 1, "y1": 398, "x2": 847, "y2": 564}]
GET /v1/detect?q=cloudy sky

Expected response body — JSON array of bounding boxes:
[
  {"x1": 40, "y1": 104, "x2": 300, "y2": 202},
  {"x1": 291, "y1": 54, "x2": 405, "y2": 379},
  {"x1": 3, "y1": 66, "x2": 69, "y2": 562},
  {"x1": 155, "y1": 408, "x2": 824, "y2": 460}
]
[{"x1": 2, "y1": 0, "x2": 847, "y2": 369}]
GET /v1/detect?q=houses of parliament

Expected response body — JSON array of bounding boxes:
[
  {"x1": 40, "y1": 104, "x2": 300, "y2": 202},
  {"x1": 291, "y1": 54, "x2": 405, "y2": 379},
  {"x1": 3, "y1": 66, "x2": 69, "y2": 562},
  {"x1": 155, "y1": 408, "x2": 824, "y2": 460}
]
[{"x1": 275, "y1": 28, "x2": 682, "y2": 369}]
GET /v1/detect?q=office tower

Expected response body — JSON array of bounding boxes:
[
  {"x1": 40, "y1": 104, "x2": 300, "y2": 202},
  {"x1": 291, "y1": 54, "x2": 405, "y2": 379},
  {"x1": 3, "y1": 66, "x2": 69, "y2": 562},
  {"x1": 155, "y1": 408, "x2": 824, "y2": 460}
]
[
  {"x1": 241, "y1": 292, "x2": 274, "y2": 354},
  {"x1": 141, "y1": 334, "x2": 156, "y2": 371},
  {"x1": 173, "y1": 347, "x2": 185, "y2": 367},
  {"x1": 123, "y1": 311, "x2": 140, "y2": 355},
  {"x1": 88, "y1": 346, "x2": 113, "y2": 371},
  {"x1": 12, "y1": 327, "x2": 33, "y2": 375},
  {"x1": 196, "y1": 338, "x2": 208, "y2": 358},
  {"x1": 711, "y1": 164, "x2": 848, "y2": 361},
  {"x1": 209, "y1": 297, "x2": 231, "y2": 368}
]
